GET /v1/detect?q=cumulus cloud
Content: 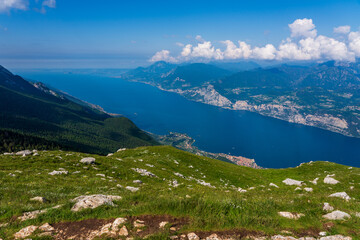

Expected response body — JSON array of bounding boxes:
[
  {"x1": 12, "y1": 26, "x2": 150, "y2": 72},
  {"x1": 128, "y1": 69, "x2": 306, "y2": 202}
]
[
  {"x1": 334, "y1": 25, "x2": 351, "y2": 34},
  {"x1": 348, "y1": 31, "x2": 360, "y2": 57},
  {"x1": 0, "y1": 0, "x2": 28, "y2": 12},
  {"x1": 150, "y1": 50, "x2": 177, "y2": 62},
  {"x1": 289, "y1": 18, "x2": 317, "y2": 38},
  {"x1": 150, "y1": 18, "x2": 359, "y2": 63}
]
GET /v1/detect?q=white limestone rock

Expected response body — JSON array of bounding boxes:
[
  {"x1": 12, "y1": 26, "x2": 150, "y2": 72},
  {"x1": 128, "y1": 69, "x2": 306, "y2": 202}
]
[
  {"x1": 126, "y1": 186, "x2": 139, "y2": 192},
  {"x1": 48, "y1": 170, "x2": 68, "y2": 175},
  {"x1": 187, "y1": 232, "x2": 200, "y2": 240},
  {"x1": 324, "y1": 176, "x2": 339, "y2": 185},
  {"x1": 329, "y1": 192, "x2": 351, "y2": 201},
  {"x1": 80, "y1": 157, "x2": 96, "y2": 164},
  {"x1": 71, "y1": 194, "x2": 121, "y2": 211},
  {"x1": 323, "y1": 203, "x2": 334, "y2": 212},
  {"x1": 278, "y1": 211, "x2": 304, "y2": 219},
  {"x1": 30, "y1": 196, "x2": 47, "y2": 203},
  {"x1": 271, "y1": 235, "x2": 297, "y2": 240},
  {"x1": 269, "y1": 183, "x2": 279, "y2": 188},
  {"x1": 319, "y1": 235, "x2": 352, "y2": 240},
  {"x1": 15, "y1": 150, "x2": 32, "y2": 156},
  {"x1": 14, "y1": 225, "x2": 38, "y2": 239},
  {"x1": 282, "y1": 178, "x2": 303, "y2": 186},
  {"x1": 323, "y1": 210, "x2": 351, "y2": 220}
]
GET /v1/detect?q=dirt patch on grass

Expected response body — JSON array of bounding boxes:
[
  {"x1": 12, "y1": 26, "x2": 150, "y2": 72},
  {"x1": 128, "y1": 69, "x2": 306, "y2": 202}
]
[
  {"x1": 128, "y1": 214, "x2": 189, "y2": 237},
  {"x1": 51, "y1": 215, "x2": 189, "y2": 240},
  {"x1": 194, "y1": 229, "x2": 265, "y2": 239},
  {"x1": 53, "y1": 218, "x2": 114, "y2": 240}
]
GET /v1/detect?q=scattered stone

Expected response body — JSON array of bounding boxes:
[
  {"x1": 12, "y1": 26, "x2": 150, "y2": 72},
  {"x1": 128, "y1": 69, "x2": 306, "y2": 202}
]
[
  {"x1": 206, "y1": 234, "x2": 221, "y2": 240},
  {"x1": 133, "y1": 180, "x2": 143, "y2": 184},
  {"x1": 14, "y1": 225, "x2": 38, "y2": 239},
  {"x1": 18, "y1": 209, "x2": 48, "y2": 221},
  {"x1": 107, "y1": 153, "x2": 114, "y2": 157},
  {"x1": 133, "y1": 219, "x2": 145, "y2": 228},
  {"x1": 329, "y1": 192, "x2": 351, "y2": 201},
  {"x1": 39, "y1": 223, "x2": 55, "y2": 232},
  {"x1": 319, "y1": 232, "x2": 327, "y2": 237},
  {"x1": 48, "y1": 170, "x2": 68, "y2": 175},
  {"x1": 269, "y1": 183, "x2": 279, "y2": 188},
  {"x1": 323, "y1": 203, "x2": 334, "y2": 212},
  {"x1": 238, "y1": 188, "x2": 247, "y2": 193},
  {"x1": 96, "y1": 174, "x2": 105, "y2": 177},
  {"x1": 117, "y1": 184, "x2": 123, "y2": 188},
  {"x1": 356, "y1": 212, "x2": 360, "y2": 218},
  {"x1": 126, "y1": 186, "x2": 139, "y2": 192},
  {"x1": 119, "y1": 225, "x2": 129, "y2": 236},
  {"x1": 310, "y1": 178, "x2": 319, "y2": 185},
  {"x1": 30, "y1": 196, "x2": 47, "y2": 203},
  {"x1": 324, "y1": 176, "x2": 339, "y2": 185},
  {"x1": 304, "y1": 187, "x2": 313, "y2": 192},
  {"x1": 132, "y1": 168, "x2": 157, "y2": 177},
  {"x1": 80, "y1": 157, "x2": 96, "y2": 164},
  {"x1": 323, "y1": 210, "x2": 351, "y2": 220},
  {"x1": 159, "y1": 221, "x2": 169, "y2": 228},
  {"x1": 187, "y1": 232, "x2": 200, "y2": 240},
  {"x1": 319, "y1": 235, "x2": 352, "y2": 240},
  {"x1": 271, "y1": 235, "x2": 297, "y2": 240},
  {"x1": 71, "y1": 194, "x2": 122, "y2": 211},
  {"x1": 295, "y1": 187, "x2": 301, "y2": 191},
  {"x1": 282, "y1": 178, "x2": 303, "y2": 186},
  {"x1": 15, "y1": 150, "x2": 32, "y2": 156},
  {"x1": 117, "y1": 148, "x2": 127, "y2": 152},
  {"x1": 278, "y1": 211, "x2": 304, "y2": 219},
  {"x1": 112, "y1": 217, "x2": 127, "y2": 232}
]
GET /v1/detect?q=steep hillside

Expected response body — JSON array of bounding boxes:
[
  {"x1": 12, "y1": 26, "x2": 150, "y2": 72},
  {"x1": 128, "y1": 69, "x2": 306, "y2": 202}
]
[
  {"x1": 0, "y1": 65, "x2": 158, "y2": 155},
  {"x1": 0, "y1": 146, "x2": 359, "y2": 239}
]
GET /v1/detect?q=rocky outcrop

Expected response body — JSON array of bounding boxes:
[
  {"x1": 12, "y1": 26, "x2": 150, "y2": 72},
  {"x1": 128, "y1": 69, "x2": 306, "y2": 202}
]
[
  {"x1": 80, "y1": 157, "x2": 96, "y2": 164},
  {"x1": 282, "y1": 178, "x2": 303, "y2": 186},
  {"x1": 329, "y1": 192, "x2": 351, "y2": 201},
  {"x1": 323, "y1": 210, "x2": 351, "y2": 220},
  {"x1": 71, "y1": 195, "x2": 122, "y2": 211},
  {"x1": 278, "y1": 212, "x2": 304, "y2": 219}
]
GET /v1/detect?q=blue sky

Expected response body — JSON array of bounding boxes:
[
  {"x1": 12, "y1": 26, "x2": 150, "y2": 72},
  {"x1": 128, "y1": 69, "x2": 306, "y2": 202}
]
[{"x1": 1, "y1": 0, "x2": 360, "y2": 68}]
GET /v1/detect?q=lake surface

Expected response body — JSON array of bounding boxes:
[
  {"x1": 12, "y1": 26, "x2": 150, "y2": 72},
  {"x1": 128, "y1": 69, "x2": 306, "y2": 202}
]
[{"x1": 15, "y1": 70, "x2": 360, "y2": 168}]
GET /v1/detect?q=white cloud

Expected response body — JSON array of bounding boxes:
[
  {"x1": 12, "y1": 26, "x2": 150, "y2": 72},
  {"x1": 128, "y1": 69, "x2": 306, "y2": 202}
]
[
  {"x1": 42, "y1": 0, "x2": 55, "y2": 8},
  {"x1": 150, "y1": 18, "x2": 359, "y2": 63},
  {"x1": 221, "y1": 40, "x2": 252, "y2": 59},
  {"x1": 334, "y1": 25, "x2": 351, "y2": 34},
  {"x1": 0, "y1": 0, "x2": 28, "y2": 12},
  {"x1": 288, "y1": 18, "x2": 317, "y2": 38},
  {"x1": 188, "y1": 41, "x2": 223, "y2": 60},
  {"x1": 150, "y1": 50, "x2": 177, "y2": 62},
  {"x1": 195, "y1": 35, "x2": 205, "y2": 43},
  {"x1": 252, "y1": 44, "x2": 277, "y2": 60},
  {"x1": 349, "y1": 31, "x2": 360, "y2": 57}
]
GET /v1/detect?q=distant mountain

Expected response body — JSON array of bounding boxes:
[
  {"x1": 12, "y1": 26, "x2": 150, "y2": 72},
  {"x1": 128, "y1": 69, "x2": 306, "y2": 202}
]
[
  {"x1": 121, "y1": 62, "x2": 231, "y2": 89},
  {"x1": 0, "y1": 65, "x2": 158, "y2": 154},
  {"x1": 122, "y1": 60, "x2": 360, "y2": 138},
  {"x1": 209, "y1": 61, "x2": 261, "y2": 72}
]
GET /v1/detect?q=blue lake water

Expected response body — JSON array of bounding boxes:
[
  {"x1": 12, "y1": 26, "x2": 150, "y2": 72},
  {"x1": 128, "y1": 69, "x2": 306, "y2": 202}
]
[{"x1": 15, "y1": 70, "x2": 360, "y2": 168}]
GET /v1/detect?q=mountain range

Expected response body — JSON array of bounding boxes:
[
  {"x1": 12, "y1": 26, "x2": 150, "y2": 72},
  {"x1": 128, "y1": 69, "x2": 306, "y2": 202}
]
[{"x1": 121, "y1": 60, "x2": 360, "y2": 138}]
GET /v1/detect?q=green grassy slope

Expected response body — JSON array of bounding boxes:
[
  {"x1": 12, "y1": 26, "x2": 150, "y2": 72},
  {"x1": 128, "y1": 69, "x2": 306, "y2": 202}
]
[
  {"x1": 0, "y1": 68, "x2": 158, "y2": 155},
  {"x1": 0, "y1": 146, "x2": 359, "y2": 239}
]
